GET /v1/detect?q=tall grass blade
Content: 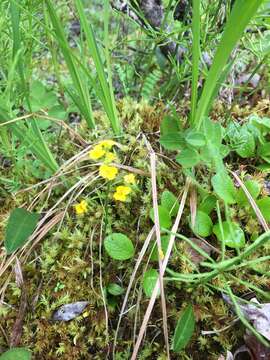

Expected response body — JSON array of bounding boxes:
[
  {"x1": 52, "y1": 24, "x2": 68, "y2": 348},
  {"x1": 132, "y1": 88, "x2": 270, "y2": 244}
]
[
  {"x1": 44, "y1": 0, "x2": 95, "y2": 129},
  {"x1": 194, "y1": 0, "x2": 264, "y2": 128},
  {"x1": 74, "y1": 0, "x2": 121, "y2": 135},
  {"x1": 0, "y1": 109, "x2": 58, "y2": 172},
  {"x1": 10, "y1": 0, "x2": 25, "y2": 88},
  {"x1": 9, "y1": 0, "x2": 58, "y2": 173}
]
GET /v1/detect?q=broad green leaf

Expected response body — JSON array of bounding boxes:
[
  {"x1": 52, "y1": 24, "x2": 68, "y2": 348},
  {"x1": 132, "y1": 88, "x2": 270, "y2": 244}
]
[
  {"x1": 160, "y1": 115, "x2": 181, "y2": 135},
  {"x1": 176, "y1": 148, "x2": 200, "y2": 168},
  {"x1": 211, "y1": 171, "x2": 237, "y2": 204},
  {"x1": 250, "y1": 114, "x2": 270, "y2": 131},
  {"x1": 198, "y1": 195, "x2": 217, "y2": 214},
  {"x1": 150, "y1": 235, "x2": 170, "y2": 261},
  {"x1": 161, "y1": 190, "x2": 179, "y2": 217},
  {"x1": 150, "y1": 206, "x2": 172, "y2": 229},
  {"x1": 104, "y1": 233, "x2": 135, "y2": 260},
  {"x1": 31, "y1": 80, "x2": 46, "y2": 97},
  {"x1": 0, "y1": 348, "x2": 31, "y2": 360},
  {"x1": 236, "y1": 180, "x2": 261, "y2": 206},
  {"x1": 143, "y1": 269, "x2": 159, "y2": 298},
  {"x1": 173, "y1": 305, "x2": 195, "y2": 352},
  {"x1": 235, "y1": 127, "x2": 256, "y2": 158},
  {"x1": 203, "y1": 118, "x2": 222, "y2": 147},
  {"x1": 256, "y1": 197, "x2": 270, "y2": 222},
  {"x1": 185, "y1": 130, "x2": 206, "y2": 148},
  {"x1": 258, "y1": 142, "x2": 270, "y2": 158},
  {"x1": 160, "y1": 133, "x2": 185, "y2": 151},
  {"x1": 191, "y1": 211, "x2": 213, "y2": 237},
  {"x1": 257, "y1": 163, "x2": 270, "y2": 172},
  {"x1": 213, "y1": 221, "x2": 245, "y2": 248},
  {"x1": 48, "y1": 105, "x2": 66, "y2": 120},
  {"x1": 4, "y1": 208, "x2": 39, "y2": 254},
  {"x1": 107, "y1": 283, "x2": 124, "y2": 296}
]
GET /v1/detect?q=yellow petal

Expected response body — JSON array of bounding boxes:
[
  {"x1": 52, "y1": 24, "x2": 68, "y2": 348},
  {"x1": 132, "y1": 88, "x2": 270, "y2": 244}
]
[
  {"x1": 99, "y1": 140, "x2": 116, "y2": 150},
  {"x1": 99, "y1": 164, "x2": 118, "y2": 180},
  {"x1": 124, "y1": 174, "x2": 136, "y2": 185},
  {"x1": 89, "y1": 145, "x2": 106, "y2": 160}
]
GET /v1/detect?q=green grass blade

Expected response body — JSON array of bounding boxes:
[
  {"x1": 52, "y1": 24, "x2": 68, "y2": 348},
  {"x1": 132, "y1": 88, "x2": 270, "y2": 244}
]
[
  {"x1": 0, "y1": 109, "x2": 58, "y2": 172},
  {"x1": 10, "y1": 0, "x2": 25, "y2": 88},
  {"x1": 9, "y1": 1, "x2": 58, "y2": 173},
  {"x1": 194, "y1": 0, "x2": 264, "y2": 128},
  {"x1": 190, "y1": 0, "x2": 200, "y2": 125},
  {"x1": 74, "y1": 0, "x2": 121, "y2": 135},
  {"x1": 44, "y1": 0, "x2": 95, "y2": 129}
]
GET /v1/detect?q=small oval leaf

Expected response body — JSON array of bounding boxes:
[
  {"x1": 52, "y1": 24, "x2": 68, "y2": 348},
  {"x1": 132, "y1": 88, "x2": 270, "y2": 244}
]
[
  {"x1": 176, "y1": 148, "x2": 200, "y2": 168},
  {"x1": 213, "y1": 221, "x2": 245, "y2": 249},
  {"x1": 143, "y1": 269, "x2": 159, "y2": 298},
  {"x1": 107, "y1": 283, "x2": 124, "y2": 296},
  {"x1": 191, "y1": 211, "x2": 213, "y2": 237},
  {"x1": 211, "y1": 171, "x2": 237, "y2": 204},
  {"x1": 161, "y1": 190, "x2": 179, "y2": 217},
  {"x1": 236, "y1": 180, "x2": 261, "y2": 206},
  {"x1": 104, "y1": 233, "x2": 135, "y2": 260},
  {"x1": 256, "y1": 197, "x2": 270, "y2": 222},
  {"x1": 173, "y1": 305, "x2": 195, "y2": 352},
  {"x1": 150, "y1": 206, "x2": 172, "y2": 229},
  {"x1": 0, "y1": 348, "x2": 31, "y2": 360}
]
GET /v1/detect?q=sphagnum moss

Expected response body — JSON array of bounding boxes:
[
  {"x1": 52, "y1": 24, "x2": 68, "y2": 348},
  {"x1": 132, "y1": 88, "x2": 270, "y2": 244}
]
[{"x1": 1, "y1": 100, "x2": 270, "y2": 359}]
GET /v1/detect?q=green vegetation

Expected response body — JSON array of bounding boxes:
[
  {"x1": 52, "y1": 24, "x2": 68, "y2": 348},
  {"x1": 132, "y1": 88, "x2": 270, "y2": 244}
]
[{"x1": 0, "y1": 0, "x2": 270, "y2": 359}]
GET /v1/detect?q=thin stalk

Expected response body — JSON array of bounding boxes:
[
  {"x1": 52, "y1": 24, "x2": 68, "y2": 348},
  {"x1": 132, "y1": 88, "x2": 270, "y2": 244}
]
[{"x1": 190, "y1": 0, "x2": 200, "y2": 125}]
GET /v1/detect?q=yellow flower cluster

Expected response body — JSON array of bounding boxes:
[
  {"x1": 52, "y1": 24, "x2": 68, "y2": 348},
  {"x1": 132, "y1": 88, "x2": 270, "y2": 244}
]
[
  {"x1": 113, "y1": 185, "x2": 132, "y2": 202},
  {"x1": 113, "y1": 174, "x2": 137, "y2": 202},
  {"x1": 89, "y1": 140, "x2": 117, "y2": 163},
  {"x1": 88, "y1": 139, "x2": 138, "y2": 202}
]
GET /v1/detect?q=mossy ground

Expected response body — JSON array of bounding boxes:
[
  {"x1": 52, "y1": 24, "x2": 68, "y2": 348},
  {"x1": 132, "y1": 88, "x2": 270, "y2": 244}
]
[{"x1": 0, "y1": 99, "x2": 270, "y2": 359}]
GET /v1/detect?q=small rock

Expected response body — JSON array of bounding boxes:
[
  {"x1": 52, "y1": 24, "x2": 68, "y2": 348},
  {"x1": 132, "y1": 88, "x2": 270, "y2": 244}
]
[{"x1": 52, "y1": 301, "x2": 89, "y2": 321}]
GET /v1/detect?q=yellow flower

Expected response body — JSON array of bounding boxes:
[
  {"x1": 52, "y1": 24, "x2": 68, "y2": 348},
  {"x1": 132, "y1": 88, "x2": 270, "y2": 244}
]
[
  {"x1": 158, "y1": 248, "x2": 165, "y2": 261},
  {"x1": 105, "y1": 152, "x2": 117, "y2": 163},
  {"x1": 99, "y1": 164, "x2": 118, "y2": 180},
  {"x1": 99, "y1": 139, "x2": 116, "y2": 150},
  {"x1": 113, "y1": 185, "x2": 132, "y2": 202},
  {"x1": 74, "y1": 200, "x2": 88, "y2": 215},
  {"x1": 89, "y1": 144, "x2": 105, "y2": 160},
  {"x1": 124, "y1": 173, "x2": 136, "y2": 185}
]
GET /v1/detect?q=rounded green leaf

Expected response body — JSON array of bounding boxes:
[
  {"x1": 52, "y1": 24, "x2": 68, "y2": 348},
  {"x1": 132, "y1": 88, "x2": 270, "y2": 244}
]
[
  {"x1": 236, "y1": 180, "x2": 261, "y2": 206},
  {"x1": 150, "y1": 206, "x2": 172, "y2": 229},
  {"x1": 160, "y1": 115, "x2": 181, "y2": 135},
  {"x1": 173, "y1": 305, "x2": 195, "y2": 352},
  {"x1": 198, "y1": 195, "x2": 217, "y2": 214},
  {"x1": 143, "y1": 269, "x2": 159, "y2": 298},
  {"x1": 160, "y1": 133, "x2": 185, "y2": 151},
  {"x1": 104, "y1": 233, "x2": 135, "y2": 260},
  {"x1": 4, "y1": 208, "x2": 40, "y2": 254},
  {"x1": 176, "y1": 148, "x2": 200, "y2": 168},
  {"x1": 0, "y1": 348, "x2": 31, "y2": 360},
  {"x1": 107, "y1": 283, "x2": 124, "y2": 296},
  {"x1": 185, "y1": 130, "x2": 206, "y2": 148},
  {"x1": 213, "y1": 221, "x2": 245, "y2": 248},
  {"x1": 161, "y1": 190, "x2": 179, "y2": 217},
  {"x1": 256, "y1": 197, "x2": 270, "y2": 222},
  {"x1": 211, "y1": 171, "x2": 237, "y2": 204},
  {"x1": 191, "y1": 211, "x2": 213, "y2": 237}
]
